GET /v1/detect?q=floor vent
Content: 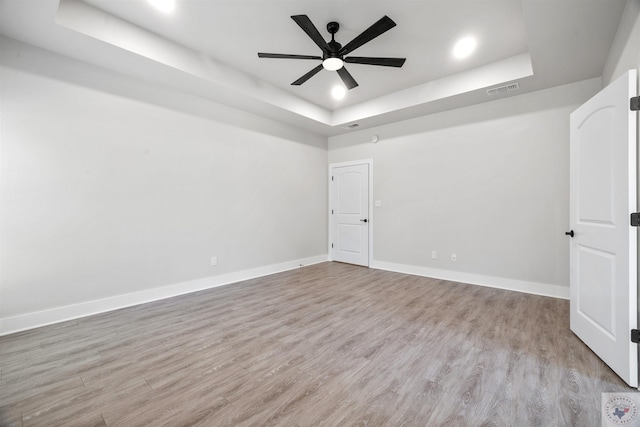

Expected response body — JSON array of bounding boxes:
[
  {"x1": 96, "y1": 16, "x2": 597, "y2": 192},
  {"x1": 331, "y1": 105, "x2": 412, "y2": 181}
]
[{"x1": 486, "y1": 82, "x2": 520, "y2": 96}]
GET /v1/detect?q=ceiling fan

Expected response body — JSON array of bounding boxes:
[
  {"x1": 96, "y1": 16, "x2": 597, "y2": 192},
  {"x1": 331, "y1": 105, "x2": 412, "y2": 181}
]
[{"x1": 258, "y1": 15, "x2": 406, "y2": 90}]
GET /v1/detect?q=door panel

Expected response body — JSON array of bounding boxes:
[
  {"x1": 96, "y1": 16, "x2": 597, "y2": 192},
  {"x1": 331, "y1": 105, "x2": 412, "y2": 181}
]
[
  {"x1": 331, "y1": 163, "x2": 370, "y2": 266},
  {"x1": 577, "y1": 107, "x2": 615, "y2": 223},
  {"x1": 576, "y1": 245, "x2": 615, "y2": 337},
  {"x1": 338, "y1": 224, "x2": 362, "y2": 253},
  {"x1": 338, "y1": 172, "x2": 363, "y2": 214},
  {"x1": 569, "y1": 69, "x2": 638, "y2": 387}
]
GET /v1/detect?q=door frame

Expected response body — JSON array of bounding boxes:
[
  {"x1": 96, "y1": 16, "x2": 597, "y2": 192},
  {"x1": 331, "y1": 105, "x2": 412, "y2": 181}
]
[{"x1": 328, "y1": 159, "x2": 374, "y2": 266}]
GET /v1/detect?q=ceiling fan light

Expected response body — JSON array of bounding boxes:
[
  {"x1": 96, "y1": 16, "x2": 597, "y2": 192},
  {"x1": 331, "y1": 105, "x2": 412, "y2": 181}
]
[{"x1": 323, "y1": 57, "x2": 344, "y2": 71}]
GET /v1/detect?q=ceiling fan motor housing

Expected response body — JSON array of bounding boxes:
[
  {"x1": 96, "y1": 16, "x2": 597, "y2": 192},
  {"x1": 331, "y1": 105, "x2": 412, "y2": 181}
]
[{"x1": 326, "y1": 22, "x2": 342, "y2": 59}]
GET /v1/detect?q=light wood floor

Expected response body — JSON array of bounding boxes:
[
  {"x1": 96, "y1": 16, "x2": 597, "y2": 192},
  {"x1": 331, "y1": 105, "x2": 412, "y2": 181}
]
[{"x1": 0, "y1": 262, "x2": 633, "y2": 426}]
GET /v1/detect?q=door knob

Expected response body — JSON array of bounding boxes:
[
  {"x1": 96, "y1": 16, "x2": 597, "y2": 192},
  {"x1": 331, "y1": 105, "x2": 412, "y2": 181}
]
[
  {"x1": 565, "y1": 230, "x2": 574, "y2": 237},
  {"x1": 360, "y1": 219, "x2": 368, "y2": 223}
]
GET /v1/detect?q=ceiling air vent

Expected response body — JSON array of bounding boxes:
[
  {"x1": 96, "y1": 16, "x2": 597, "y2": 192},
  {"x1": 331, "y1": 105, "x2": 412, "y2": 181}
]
[
  {"x1": 346, "y1": 123, "x2": 360, "y2": 129},
  {"x1": 486, "y1": 82, "x2": 520, "y2": 96}
]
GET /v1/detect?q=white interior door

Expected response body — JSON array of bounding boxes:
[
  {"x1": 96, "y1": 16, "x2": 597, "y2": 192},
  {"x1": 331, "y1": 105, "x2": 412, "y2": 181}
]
[
  {"x1": 569, "y1": 69, "x2": 638, "y2": 387},
  {"x1": 330, "y1": 162, "x2": 370, "y2": 266}
]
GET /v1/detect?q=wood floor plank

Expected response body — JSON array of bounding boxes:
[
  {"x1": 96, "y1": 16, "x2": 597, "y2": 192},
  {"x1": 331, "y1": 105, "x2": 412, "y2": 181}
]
[
  {"x1": 0, "y1": 262, "x2": 634, "y2": 426},
  {"x1": 0, "y1": 375, "x2": 86, "y2": 409},
  {"x1": 0, "y1": 406, "x2": 23, "y2": 427},
  {"x1": 101, "y1": 384, "x2": 233, "y2": 427}
]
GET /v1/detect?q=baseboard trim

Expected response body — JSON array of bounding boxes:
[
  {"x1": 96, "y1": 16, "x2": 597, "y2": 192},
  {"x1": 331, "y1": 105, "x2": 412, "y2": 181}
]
[
  {"x1": 0, "y1": 255, "x2": 328, "y2": 336},
  {"x1": 371, "y1": 260, "x2": 569, "y2": 300}
]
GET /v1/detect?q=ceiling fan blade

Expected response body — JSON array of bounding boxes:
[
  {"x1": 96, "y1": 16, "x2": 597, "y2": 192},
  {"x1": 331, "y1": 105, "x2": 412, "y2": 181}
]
[
  {"x1": 337, "y1": 67, "x2": 358, "y2": 90},
  {"x1": 292, "y1": 64, "x2": 324, "y2": 86},
  {"x1": 258, "y1": 53, "x2": 322, "y2": 60},
  {"x1": 291, "y1": 15, "x2": 330, "y2": 54},
  {"x1": 344, "y1": 56, "x2": 406, "y2": 67},
  {"x1": 339, "y1": 15, "x2": 396, "y2": 56}
]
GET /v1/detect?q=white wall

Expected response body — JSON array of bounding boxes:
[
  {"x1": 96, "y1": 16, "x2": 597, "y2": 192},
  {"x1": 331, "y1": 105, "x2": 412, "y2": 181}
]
[
  {"x1": 0, "y1": 39, "x2": 328, "y2": 332},
  {"x1": 603, "y1": 0, "x2": 640, "y2": 85},
  {"x1": 329, "y1": 78, "x2": 602, "y2": 297}
]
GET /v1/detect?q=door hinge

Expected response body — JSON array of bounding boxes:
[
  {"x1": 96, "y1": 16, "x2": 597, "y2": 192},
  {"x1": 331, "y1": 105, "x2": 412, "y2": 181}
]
[
  {"x1": 331, "y1": 176, "x2": 334, "y2": 181},
  {"x1": 631, "y1": 96, "x2": 639, "y2": 111},
  {"x1": 331, "y1": 243, "x2": 334, "y2": 248},
  {"x1": 331, "y1": 209, "x2": 334, "y2": 214},
  {"x1": 632, "y1": 329, "x2": 640, "y2": 343},
  {"x1": 632, "y1": 212, "x2": 640, "y2": 227}
]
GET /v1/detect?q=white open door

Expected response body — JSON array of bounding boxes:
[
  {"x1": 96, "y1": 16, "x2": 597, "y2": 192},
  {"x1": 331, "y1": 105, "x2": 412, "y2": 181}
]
[
  {"x1": 569, "y1": 70, "x2": 638, "y2": 387},
  {"x1": 330, "y1": 161, "x2": 371, "y2": 267}
]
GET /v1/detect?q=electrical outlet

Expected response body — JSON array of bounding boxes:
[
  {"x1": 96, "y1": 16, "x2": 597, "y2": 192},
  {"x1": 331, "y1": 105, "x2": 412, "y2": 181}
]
[
  {"x1": 211, "y1": 256, "x2": 218, "y2": 266},
  {"x1": 431, "y1": 251, "x2": 437, "y2": 260},
  {"x1": 451, "y1": 253, "x2": 457, "y2": 261}
]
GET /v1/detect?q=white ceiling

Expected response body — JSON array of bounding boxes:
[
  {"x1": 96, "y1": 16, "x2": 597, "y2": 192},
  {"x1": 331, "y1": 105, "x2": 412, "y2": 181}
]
[{"x1": 0, "y1": 0, "x2": 627, "y2": 136}]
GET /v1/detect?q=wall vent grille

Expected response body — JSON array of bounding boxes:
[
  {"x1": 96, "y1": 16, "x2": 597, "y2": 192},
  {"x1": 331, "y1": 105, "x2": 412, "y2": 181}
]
[{"x1": 486, "y1": 82, "x2": 520, "y2": 96}]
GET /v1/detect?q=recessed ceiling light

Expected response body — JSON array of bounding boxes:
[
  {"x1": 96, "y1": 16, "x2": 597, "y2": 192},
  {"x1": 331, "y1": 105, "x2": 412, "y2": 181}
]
[
  {"x1": 147, "y1": 0, "x2": 176, "y2": 14},
  {"x1": 331, "y1": 85, "x2": 346, "y2": 100},
  {"x1": 453, "y1": 36, "x2": 477, "y2": 59}
]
